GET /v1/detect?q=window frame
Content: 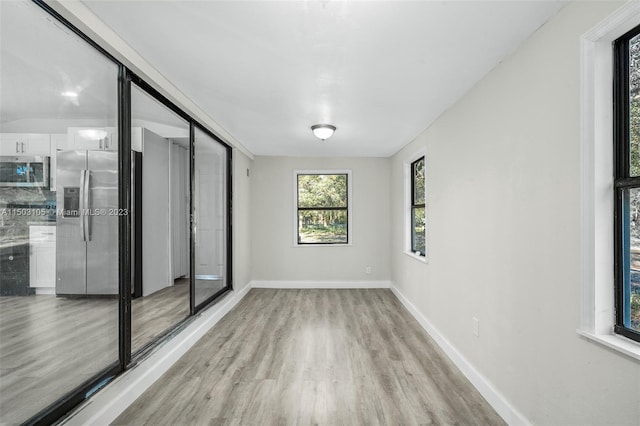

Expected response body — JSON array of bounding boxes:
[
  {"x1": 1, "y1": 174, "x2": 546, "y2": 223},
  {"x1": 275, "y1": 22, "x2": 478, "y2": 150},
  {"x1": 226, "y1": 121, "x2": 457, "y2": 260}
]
[
  {"x1": 410, "y1": 156, "x2": 426, "y2": 257},
  {"x1": 613, "y1": 24, "x2": 640, "y2": 343},
  {"x1": 578, "y1": 1, "x2": 640, "y2": 362},
  {"x1": 293, "y1": 169, "x2": 352, "y2": 246},
  {"x1": 404, "y1": 150, "x2": 427, "y2": 262}
]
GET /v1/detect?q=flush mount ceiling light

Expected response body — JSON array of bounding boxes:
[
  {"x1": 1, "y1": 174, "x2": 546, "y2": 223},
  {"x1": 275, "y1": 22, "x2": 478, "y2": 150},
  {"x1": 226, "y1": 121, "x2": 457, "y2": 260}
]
[
  {"x1": 78, "y1": 129, "x2": 108, "y2": 141},
  {"x1": 311, "y1": 124, "x2": 336, "y2": 140},
  {"x1": 61, "y1": 91, "x2": 78, "y2": 98}
]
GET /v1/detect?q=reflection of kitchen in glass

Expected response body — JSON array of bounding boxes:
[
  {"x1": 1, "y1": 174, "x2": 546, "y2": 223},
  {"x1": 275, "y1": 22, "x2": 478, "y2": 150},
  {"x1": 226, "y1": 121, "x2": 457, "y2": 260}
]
[
  {"x1": 56, "y1": 142, "x2": 118, "y2": 295},
  {"x1": 0, "y1": 129, "x2": 121, "y2": 296},
  {"x1": 0, "y1": 3, "x2": 121, "y2": 421},
  {"x1": 0, "y1": 135, "x2": 57, "y2": 297},
  {"x1": 0, "y1": 129, "x2": 122, "y2": 424}
]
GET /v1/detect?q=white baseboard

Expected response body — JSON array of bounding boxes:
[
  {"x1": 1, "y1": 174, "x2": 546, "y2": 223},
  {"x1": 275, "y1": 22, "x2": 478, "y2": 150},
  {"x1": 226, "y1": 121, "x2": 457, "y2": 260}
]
[
  {"x1": 390, "y1": 285, "x2": 530, "y2": 426},
  {"x1": 61, "y1": 283, "x2": 252, "y2": 426},
  {"x1": 250, "y1": 280, "x2": 392, "y2": 289}
]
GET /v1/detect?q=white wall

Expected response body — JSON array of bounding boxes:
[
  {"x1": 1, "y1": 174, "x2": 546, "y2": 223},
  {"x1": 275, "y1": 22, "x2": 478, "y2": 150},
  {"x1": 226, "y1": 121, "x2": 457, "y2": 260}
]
[
  {"x1": 251, "y1": 156, "x2": 390, "y2": 284},
  {"x1": 141, "y1": 128, "x2": 171, "y2": 296},
  {"x1": 233, "y1": 149, "x2": 252, "y2": 292},
  {"x1": 390, "y1": 1, "x2": 640, "y2": 425}
]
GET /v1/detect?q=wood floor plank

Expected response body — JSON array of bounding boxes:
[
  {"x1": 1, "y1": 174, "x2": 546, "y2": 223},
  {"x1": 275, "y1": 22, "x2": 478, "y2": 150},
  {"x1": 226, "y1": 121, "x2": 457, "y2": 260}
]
[{"x1": 113, "y1": 289, "x2": 505, "y2": 425}]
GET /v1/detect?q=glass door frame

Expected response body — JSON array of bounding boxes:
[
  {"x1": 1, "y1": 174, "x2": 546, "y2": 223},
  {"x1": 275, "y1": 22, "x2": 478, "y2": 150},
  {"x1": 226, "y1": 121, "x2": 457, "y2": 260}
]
[
  {"x1": 24, "y1": 1, "x2": 234, "y2": 423},
  {"x1": 123, "y1": 73, "x2": 235, "y2": 353},
  {"x1": 192, "y1": 122, "x2": 234, "y2": 314}
]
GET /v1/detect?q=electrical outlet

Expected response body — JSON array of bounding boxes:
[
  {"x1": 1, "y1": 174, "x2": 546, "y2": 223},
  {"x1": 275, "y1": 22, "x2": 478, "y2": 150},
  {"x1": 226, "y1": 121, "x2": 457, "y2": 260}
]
[
  {"x1": 365, "y1": 266, "x2": 372, "y2": 274},
  {"x1": 472, "y1": 317, "x2": 479, "y2": 337}
]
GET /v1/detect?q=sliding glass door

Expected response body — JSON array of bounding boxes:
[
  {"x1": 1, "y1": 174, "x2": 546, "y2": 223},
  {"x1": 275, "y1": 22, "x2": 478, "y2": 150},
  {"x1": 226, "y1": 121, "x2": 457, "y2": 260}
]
[
  {"x1": 0, "y1": 1, "x2": 233, "y2": 423},
  {"x1": 0, "y1": 1, "x2": 119, "y2": 423}
]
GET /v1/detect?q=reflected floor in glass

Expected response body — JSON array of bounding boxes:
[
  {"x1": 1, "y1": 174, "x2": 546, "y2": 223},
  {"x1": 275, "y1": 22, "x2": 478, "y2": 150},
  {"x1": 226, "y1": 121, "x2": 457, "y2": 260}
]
[
  {"x1": 132, "y1": 278, "x2": 190, "y2": 350},
  {"x1": 195, "y1": 277, "x2": 225, "y2": 306},
  {"x1": 0, "y1": 280, "x2": 189, "y2": 425}
]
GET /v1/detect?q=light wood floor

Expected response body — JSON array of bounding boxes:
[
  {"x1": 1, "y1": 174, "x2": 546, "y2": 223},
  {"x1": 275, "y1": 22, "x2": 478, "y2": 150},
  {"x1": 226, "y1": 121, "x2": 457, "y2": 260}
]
[
  {"x1": 114, "y1": 289, "x2": 505, "y2": 426},
  {"x1": 0, "y1": 280, "x2": 190, "y2": 425}
]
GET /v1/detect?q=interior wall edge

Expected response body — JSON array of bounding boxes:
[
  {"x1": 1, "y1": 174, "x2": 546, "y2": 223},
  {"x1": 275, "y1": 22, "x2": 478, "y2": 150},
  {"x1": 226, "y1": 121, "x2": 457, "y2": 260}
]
[
  {"x1": 389, "y1": 284, "x2": 530, "y2": 426},
  {"x1": 42, "y1": 0, "x2": 255, "y2": 161},
  {"x1": 232, "y1": 149, "x2": 252, "y2": 291},
  {"x1": 250, "y1": 280, "x2": 392, "y2": 289},
  {"x1": 59, "y1": 284, "x2": 253, "y2": 426}
]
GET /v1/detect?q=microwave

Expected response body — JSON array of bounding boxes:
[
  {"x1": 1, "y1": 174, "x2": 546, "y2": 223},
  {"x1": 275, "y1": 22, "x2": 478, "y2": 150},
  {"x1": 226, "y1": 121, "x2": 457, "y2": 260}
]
[{"x1": 0, "y1": 156, "x2": 50, "y2": 188}]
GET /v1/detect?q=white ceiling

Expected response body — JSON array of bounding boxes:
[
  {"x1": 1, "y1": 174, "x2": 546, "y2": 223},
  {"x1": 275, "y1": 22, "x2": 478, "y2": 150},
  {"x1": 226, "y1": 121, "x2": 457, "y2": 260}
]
[
  {"x1": 5, "y1": 1, "x2": 568, "y2": 157},
  {"x1": 81, "y1": 0, "x2": 567, "y2": 157}
]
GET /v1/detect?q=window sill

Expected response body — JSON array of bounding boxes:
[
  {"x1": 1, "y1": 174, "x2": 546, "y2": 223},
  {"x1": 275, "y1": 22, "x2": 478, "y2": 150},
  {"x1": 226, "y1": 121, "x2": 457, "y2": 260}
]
[
  {"x1": 404, "y1": 251, "x2": 427, "y2": 264},
  {"x1": 293, "y1": 243, "x2": 353, "y2": 248},
  {"x1": 577, "y1": 329, "x2": 640, "y2": 362}
]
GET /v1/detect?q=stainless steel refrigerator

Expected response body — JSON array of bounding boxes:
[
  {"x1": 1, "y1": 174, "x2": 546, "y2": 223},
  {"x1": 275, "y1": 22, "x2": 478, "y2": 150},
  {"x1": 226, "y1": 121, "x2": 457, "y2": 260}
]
[{"x1": 56, "y1": 150, "x2": 118, "y2": 296}]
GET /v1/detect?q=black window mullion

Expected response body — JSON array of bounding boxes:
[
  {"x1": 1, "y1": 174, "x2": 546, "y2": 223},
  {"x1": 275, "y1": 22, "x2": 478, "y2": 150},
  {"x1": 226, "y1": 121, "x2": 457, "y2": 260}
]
[
  {"x1": 298, "y1": 207, "x2": 347, "y2": 211},
  {"x1": 345, "y1": 174, "x2": 349, "y2": 243},
  {"x1": 615, "y1": 177, "x2": 640, "y2": 188},
  {"x1": 296, "y1": 174, "x2": 301, "y2": 244},
  {"x1": 189, "y1": 122, "x2": 195, "y2": 316},
  {"x1": 118, "y1": 66, "x2": 132, "y2": 369}
]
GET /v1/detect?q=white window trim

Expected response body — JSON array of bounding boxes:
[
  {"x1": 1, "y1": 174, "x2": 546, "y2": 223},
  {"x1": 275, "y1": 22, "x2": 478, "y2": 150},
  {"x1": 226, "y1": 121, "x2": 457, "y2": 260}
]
[
  {"x1": 579, "y1": 1, "x2": 640, "y2": 361},
  {"x1": 292, "y1": 169, "x2": 353, "y2": 247},
  {"x1": 404, "y1": 149, "x2": 427, "y2": 263}
]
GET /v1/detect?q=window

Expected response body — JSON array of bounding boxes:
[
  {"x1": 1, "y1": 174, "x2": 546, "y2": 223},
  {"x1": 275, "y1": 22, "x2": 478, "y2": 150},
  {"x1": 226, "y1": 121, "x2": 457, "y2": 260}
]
[
  {"x1": 578, "y1": 2, "x2": 640, "y2": 360},
  {"x1": 614, "y1": 24, "x2": 640, "y2": 343},
  {"x1": 411, "y1": 157, "x2": 426, "y2": 256},
  {"x1": 295, "y1": 171, "x2": 351, "y2": 245},
  {"x1": 404, "y1": 152, "x2": 426, "y2": 261}
]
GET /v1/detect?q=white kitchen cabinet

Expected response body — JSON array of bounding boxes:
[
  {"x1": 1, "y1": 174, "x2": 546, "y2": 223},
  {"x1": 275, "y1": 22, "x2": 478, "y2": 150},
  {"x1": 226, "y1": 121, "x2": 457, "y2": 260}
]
[
  {"x1": 26, "y1": 134, "x2": 51, "y2": 155},
  {"x1": 67, "y1": 127, "x2": 117, "y2": 151},
  {"x1": 29, "y1": 225, "x2": 56, "y2": 294},
  {"x1": 0, "y1": 133, "x2": 51, "y2": 156}
]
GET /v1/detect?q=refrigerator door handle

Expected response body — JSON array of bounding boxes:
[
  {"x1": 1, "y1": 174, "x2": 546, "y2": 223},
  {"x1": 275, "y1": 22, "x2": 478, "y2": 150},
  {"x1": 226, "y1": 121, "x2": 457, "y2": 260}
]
[
  {"x1": 80, "y1": 169, "x2": 87, "y2": 242},
  {"x1": 84, "y1": 170, "x2": 91, "y2": 241}
]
